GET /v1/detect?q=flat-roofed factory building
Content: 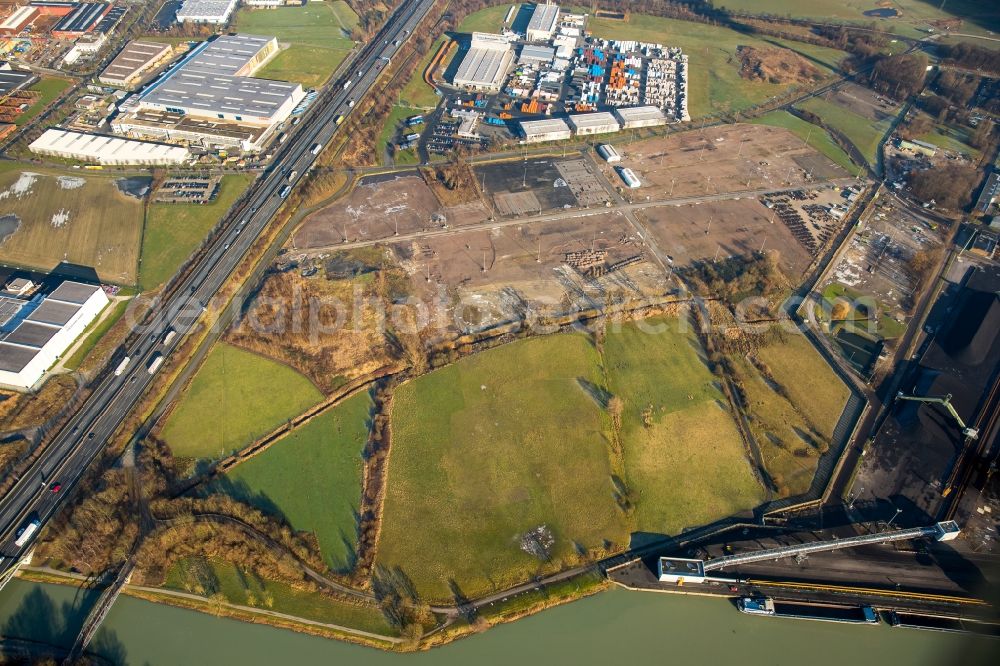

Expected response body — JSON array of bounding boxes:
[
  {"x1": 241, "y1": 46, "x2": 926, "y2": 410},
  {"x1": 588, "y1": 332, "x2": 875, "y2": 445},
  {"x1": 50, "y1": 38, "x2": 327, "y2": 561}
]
[
  {"x1": 526, "y1": 2, "x2": 560, "y2": 42},
  {"x1": 29, "y1": 128, "x2": 191, "y2": 164},
  {"x1": 614, "y1": 105, "x2": 667, "y2": 129},
  {"x1": 0, "y1": 62, "x2": 37, "y2": 96},
  {"x1": 452, "y1": 32, "x2": 514, "y2": 92},
  {"x1": 134, "y1": 34, "x2": 300, "y2": 127},
  {"x1": 567, "y1": 111, "x2": 620, "y2": 136},
  {"x1": 0, "y1": 281, "x2": 109, "y2": 390},
  {"x1": 175, "y1": 0, "x2": 237, "y2": 24},
  {"x1": 99, "y1": 40, "x2": 173, "y2": 89},
  {"x1": 519, "y1": 117, "x2": 571, "y2": 143},
  {"x1": 51, "y1": 2, "x2": 111, "y2": 39},
  {"x1": 0, "y1": 6, "x2": 38, "y2": 36}
]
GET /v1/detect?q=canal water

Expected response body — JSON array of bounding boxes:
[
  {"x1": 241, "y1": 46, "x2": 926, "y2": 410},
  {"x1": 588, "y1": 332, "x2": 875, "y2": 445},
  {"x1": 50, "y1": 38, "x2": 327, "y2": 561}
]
[{"x1": 0, "y1": 581, "x2": 994, "y2": 665}]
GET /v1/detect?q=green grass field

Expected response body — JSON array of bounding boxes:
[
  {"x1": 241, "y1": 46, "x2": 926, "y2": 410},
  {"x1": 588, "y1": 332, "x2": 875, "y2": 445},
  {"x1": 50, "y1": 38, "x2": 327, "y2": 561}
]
[
  {"x1": 378, "y1": 334, "x2": 626, "y2": 602},
  {"x1": 752, "y1": 110, "x2": 858, "y2": 172},
  {"x1": 163, "y1": 557, "x2": 394, "y2": 634},
  {"x1": 583, "y1": 13, "x2": 846, "y2": 118},
  {"x1": 918, "y1": 123, "x2": 982, "y2": 159},
  {"x1": 234, "y1": 3, "x2": 356, "y2": 88},
  {"x1": 603, "y1": 318, "x2": 765, "y2": 532},
  {"x1": 729, "y1": 355, "x2": 819, "y2": 496},
  {"x1": 161, "y1": 343, "x2": 323, "y2": 461},
  {"x1": 709, "y1": 0, "x2": 1000, "y2": 37},
  {"x1": 822, "y1": 282, "x2": 906, "y2": 340},
  {"x1": 797, "y1": 96, "x2": 892, "y2": 166},
  {"x1": 0, "y1": 169, "x2": 143, "y2": 283},
  {"x1": 378, "y1": 105, "x2": 423, "y2": 165},
  {"x1": 457, "y1": 3, "x2": 517, "y2": 32},
  {"x1": 398, "y1": 36, "x2": 445, "y2": 109},
  {"x1": 139, "y1": 173, "x2": 252, "y2": 290},
  {"x1": 220, "y1": 393, "x2": 371, "y2": 571},
  {"x1": 756, "y1": 333, "x2": 851, "y2": 441},
  {"x1": 14, "y1": 77, "x2": 72, "y2": 127}
]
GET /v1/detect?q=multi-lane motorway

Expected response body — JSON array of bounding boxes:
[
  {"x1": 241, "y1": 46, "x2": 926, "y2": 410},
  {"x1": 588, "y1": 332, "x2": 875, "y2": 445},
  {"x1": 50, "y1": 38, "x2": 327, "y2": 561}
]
[{"x1": 0, "y1": 0, "x2": 436, "y2": 566}]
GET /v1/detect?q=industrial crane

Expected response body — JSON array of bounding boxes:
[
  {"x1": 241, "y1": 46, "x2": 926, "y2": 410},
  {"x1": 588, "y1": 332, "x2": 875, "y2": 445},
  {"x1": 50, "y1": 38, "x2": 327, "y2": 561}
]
[{"x1": 896, "y1": 392, "x2": 979, "y2": 440}]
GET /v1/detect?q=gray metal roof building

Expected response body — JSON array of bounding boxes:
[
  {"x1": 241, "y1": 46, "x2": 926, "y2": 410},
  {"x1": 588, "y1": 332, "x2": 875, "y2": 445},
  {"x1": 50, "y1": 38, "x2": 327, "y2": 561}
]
[
  {"x1": 519, "y1": 44, "x2": 554, "y2": 64},
  {"x1": 0, "y1": 281, "x2": 109, "y2": 389},
  {"x1": 526, "y1": 2, "x2": 560, "y2": 41},
  {"x1": 137, "y1": 34, "x2": 303, "y2": 126},
  {"x1": 453, "y1": 34, "x2": 514, "y2": 91},
  {"x1": 99, "y1": 40, "x2": 173, "y2": 88},
  {"x1": 613, "y1": 105, "x2": 667, "y2": 129}
]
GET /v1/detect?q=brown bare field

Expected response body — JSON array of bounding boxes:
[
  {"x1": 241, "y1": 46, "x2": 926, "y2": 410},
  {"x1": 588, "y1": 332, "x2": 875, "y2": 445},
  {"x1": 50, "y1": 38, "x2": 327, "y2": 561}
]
[
  {"x1": 0, "y1": 374, "x2": 78, "y2": 433},
  {"x1": 390, "y1": 211, "x2": 669, "y2": 332},
  {"x1": 225, "y1": 249, "x2": 405, "y2": 393},
  {"x1": 613, "y1": 124, "x2": 849, "y2": 199},
  {"x1": 737, "y1": 46, "x2": 823, "y2": 85},
  {"x1": 638, "y1": 188, "x2": 844, "y2": 280},
  {"x1": 0, "y1": 170, "x2": 143, "y2": 284},
  {"x1": 293, "y1": 174, "x2": 490, "y2": 249}
]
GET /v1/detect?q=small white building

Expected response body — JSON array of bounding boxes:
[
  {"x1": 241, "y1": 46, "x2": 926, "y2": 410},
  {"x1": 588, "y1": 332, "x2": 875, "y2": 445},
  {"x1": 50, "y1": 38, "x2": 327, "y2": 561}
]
[
  {"x1": 657, "y1": 557, "x2": 706, "y2": 584},
  {"x1": 0, "y1": 282, "x2": 109, "y2": 390},
  {"x1": 597, "y1": 143, "x2": 620, "y2": 163},
  {"x1": 175, "y1": 0, "x2": 238, "y2": 24},
  {"x1": 567, "y1": 112, "x2": 620, "y2": 136},
  {"x1": 520, "y1": 117, "x2": 571, "y2": 143},
  {"x1": 614, "y1": 105, "x2": 667, "y2": 129},
  {"x1": 618, "y1": 166, "x2": 641, "y2": 189}
]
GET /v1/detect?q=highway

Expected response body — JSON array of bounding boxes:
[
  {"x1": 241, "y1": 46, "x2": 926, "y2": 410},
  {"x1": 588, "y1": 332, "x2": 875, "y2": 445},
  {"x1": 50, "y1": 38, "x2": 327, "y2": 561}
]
[{"x1": 0, "y1": 0, "x2": 437, "y2": 567}]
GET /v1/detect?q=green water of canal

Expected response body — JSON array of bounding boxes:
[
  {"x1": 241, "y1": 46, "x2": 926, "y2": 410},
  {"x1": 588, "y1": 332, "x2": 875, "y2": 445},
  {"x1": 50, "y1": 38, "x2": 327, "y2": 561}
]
[{"x1": 0, "y1": 580, "x2": 994, "y2": 665}]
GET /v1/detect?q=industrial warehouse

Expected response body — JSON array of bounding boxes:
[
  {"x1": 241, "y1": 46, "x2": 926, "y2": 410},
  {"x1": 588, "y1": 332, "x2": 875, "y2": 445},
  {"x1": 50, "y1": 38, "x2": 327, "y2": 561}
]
[
  {"x1": 28, "y1": 128, "x2": 191, "y2": 164},
  {"x1": 175, "y1": 0, "x2": 238, "y2": 24},
  {"x1": 98, "y1": 39, "x2": 173, "y2": 89},
  {"x1": 0, "y1": 280, "x2": 109, "y2": 390},
  {"x1": 111, "y1": 34, "x2": 304, "y2": 153},
  {"x1": 452, "y1": 32, "x2": 514, "y2": 92}
]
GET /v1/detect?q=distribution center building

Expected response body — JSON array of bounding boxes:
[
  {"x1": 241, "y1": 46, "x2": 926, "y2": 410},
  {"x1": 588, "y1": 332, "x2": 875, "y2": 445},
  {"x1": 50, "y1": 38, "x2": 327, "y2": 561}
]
[
  {"x1": 519, "y1": 117, "x2": 571, "y2": 143},
  {"x1": 0, "y1": 281, "x2": 109, "y2": 390},
  {"x1": 29, "y1": 128, "x2": 191, "y2": 164},
  {"x1": 98, "y1": 40, "x2": 173, "y2": 88},
  {"x1": 175, "y1": 0, "x2": 237, "y2": 24},
  {"x1": 134, "y1": 34, "x2": 301, "y2": 126},
  {"x1": 452, "y1": 32, "x2": 514, "y2": 92},
  {"x1": 613, "y1": 105, "x2": 667, "y2": 129},
  {"x1": 526, "y1": 2, "x2": 560, "y2": 42},
  {"x1": 567, "y1": 111, "x2": 620, "y2": 136}
]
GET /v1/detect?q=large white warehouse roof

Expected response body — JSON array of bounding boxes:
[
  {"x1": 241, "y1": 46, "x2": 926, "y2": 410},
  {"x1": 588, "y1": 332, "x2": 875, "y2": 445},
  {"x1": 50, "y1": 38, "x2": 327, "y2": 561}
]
[
  {"x1": 29, "y1": 129, "x2": 191, "y2": 165},
  {"x1": 0, "y1": 281, "x2": 109, "y2": 390}
]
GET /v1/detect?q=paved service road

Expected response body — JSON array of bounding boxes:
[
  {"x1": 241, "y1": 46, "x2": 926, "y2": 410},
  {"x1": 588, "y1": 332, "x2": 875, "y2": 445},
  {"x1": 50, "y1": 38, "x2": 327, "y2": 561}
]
[{"x1": 0, "y1": 0, "x2": 437, "y2": 569}]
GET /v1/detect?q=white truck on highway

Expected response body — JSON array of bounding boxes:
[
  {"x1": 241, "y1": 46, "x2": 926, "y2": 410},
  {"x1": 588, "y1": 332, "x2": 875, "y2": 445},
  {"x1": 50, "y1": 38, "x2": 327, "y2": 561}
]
[
  {"x1": 162, "y1": 328, "x2": 176, "y2": 345},
  {"x1": 147, "y1": 353, "x2": 164, "y2": 374},
  {"x1": 113, "y1": 356, "x2": 130, "y2": 376},
  {"x1": 311, "y1": 143, "x2": 323, "y2": 155},
  {"x1": 14, "y1": 516, "x2": 40, "y2": 548}
]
